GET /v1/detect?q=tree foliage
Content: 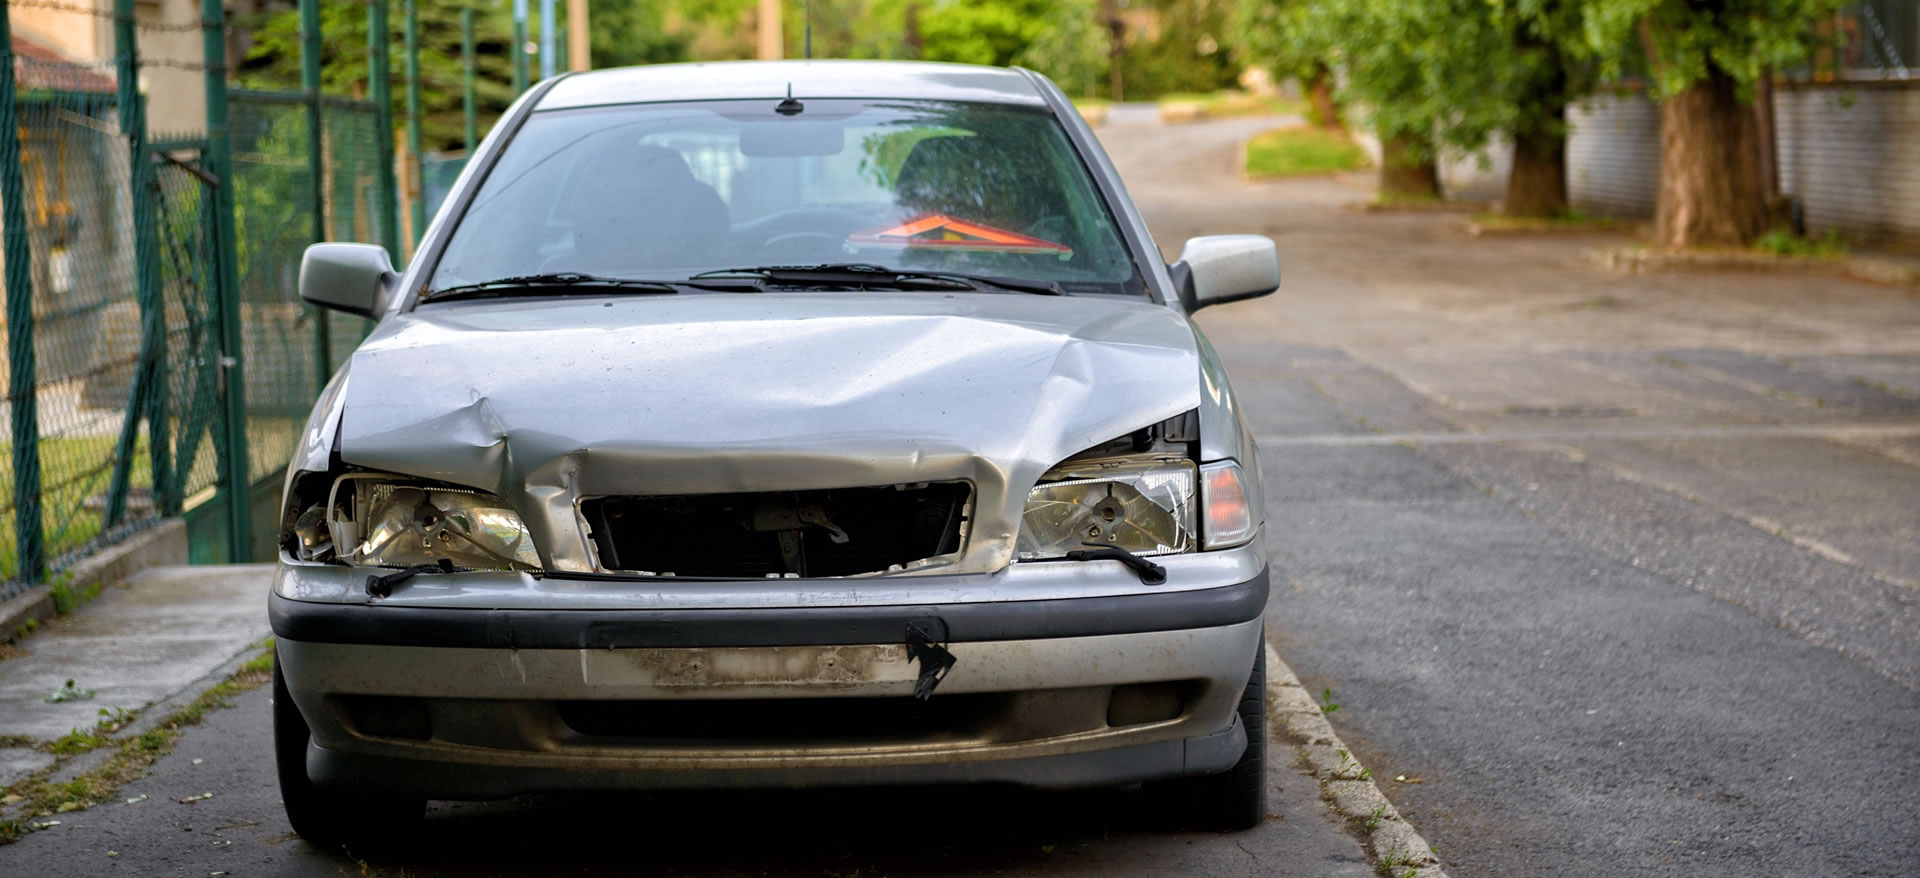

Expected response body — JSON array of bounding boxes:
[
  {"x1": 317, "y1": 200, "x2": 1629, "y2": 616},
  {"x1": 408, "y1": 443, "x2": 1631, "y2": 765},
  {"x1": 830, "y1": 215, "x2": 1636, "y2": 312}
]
[
  {"x1": 1579, "y1": 0, "x2": 1847, "y2": 97},
  {"x1": 236, "y1": 0, "x2": 704, "y2": 153}
]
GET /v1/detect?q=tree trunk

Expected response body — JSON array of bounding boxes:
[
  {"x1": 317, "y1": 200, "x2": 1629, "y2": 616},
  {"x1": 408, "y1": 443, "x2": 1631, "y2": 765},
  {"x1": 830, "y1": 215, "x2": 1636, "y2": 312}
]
[
  {"x1": 1380, "y1": 133, "x2": 1440, "y2": 201},
  {"x1": 1505, "y1": 116, "x2": 1568, "y2": 217},
  {"x1": 1504, "y1": 27, "x2": 1569, "y2": 218},
  {"x1": 1306, "y1": 62, "x2": 1341, "y2": 130},
  {"x1": 1654, "y1": 67, "x2": 1768, "y2": 249}
]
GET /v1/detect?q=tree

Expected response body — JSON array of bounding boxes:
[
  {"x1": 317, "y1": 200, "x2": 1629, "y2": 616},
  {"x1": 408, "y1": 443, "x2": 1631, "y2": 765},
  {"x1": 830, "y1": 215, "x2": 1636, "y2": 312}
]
[
  {"x1": 1288, "y1": 0, "x2": 1508, "y2": 201},
  {"x1": 1486, "y1": 0, "x2": 1602, "y2": 217},
  {"x1": 1227, "y1": 0, "x2": 1340, "y2": 128},
  {"x1": 1581, "y1": 0, "x2": 1846, "y2": 247},
  {"x1": 237, "y1": 0, "x2": 702, "y2": 153},
  {"x1": 236, "y1": 0, "x2": 523, "y2": 153},
  {"x1": 917, "y1": 0, "x2": 1049, "y2": 67},
  {"x1": 1013, "y1": 0, "x2": 1110, "y2": 98}
]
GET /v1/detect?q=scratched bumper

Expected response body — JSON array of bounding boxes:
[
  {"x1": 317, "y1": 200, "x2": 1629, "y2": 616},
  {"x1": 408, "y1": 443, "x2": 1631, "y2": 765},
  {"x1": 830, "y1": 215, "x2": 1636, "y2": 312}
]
[{"x1": 276, "y1": 618, "x2": 1263, "y2": 797}]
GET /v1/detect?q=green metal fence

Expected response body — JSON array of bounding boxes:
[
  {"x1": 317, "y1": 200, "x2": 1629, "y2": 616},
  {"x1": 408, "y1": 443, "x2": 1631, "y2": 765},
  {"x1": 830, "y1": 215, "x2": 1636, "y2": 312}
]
[
  {"x1": 0, "y1": 55, "x2": 144, "y2": 590},
  {"x1": 0, "y1": 2, "x2": 395, "y2": 601},
  {"x1": 0, "y1": 0, "x2": 519, "y2": 601}
]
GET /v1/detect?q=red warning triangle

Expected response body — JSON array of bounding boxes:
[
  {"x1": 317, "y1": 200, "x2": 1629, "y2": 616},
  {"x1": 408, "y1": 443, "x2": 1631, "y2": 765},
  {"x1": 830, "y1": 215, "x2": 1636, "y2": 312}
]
[{"x1": 849, "y1": 214, "x2": 1072, "y2": 256}]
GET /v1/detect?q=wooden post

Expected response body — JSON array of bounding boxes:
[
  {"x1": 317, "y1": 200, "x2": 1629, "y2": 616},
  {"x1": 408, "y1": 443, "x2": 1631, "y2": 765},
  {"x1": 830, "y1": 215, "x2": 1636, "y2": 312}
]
[
  {"x1": 568, "y1": 0, "x2": 589, "y2": 71},
  {"x1": 758, "y1": 0, "x2": 783, "y2": 60}
]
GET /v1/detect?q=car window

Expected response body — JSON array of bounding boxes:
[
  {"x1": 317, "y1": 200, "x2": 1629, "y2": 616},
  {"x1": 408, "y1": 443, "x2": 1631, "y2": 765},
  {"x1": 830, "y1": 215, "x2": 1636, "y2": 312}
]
[{"x1": 429, "y1": 99, "x2": 1141, "y2": 295}]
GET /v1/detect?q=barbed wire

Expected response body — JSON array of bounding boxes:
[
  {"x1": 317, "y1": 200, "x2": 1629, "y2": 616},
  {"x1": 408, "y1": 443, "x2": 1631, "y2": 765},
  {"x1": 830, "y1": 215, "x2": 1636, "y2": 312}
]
[{"x1": 4, "y1": 0, "x2": 203, "y2": 32}]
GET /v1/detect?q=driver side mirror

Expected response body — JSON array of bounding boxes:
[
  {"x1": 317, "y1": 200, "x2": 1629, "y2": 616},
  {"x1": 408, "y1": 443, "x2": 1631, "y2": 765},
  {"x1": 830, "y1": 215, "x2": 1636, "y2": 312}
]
[
  {"x1": 300, "y1": 243, "x2": 398, "y2": 318},
  {"x1": 1169, "y1": 235, "x2": 1280, "y2": 312}
]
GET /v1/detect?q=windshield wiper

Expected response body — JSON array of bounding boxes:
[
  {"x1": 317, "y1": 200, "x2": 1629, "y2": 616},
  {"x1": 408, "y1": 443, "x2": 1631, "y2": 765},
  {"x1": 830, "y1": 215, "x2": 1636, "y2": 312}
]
[
  {"x1": 426, "y1": 272, "x2": 683, "y2": 302},
  {"x1": 688, "y1": 264, "x2": 1065, "y2": 296},
  {"x1": 1064, "y1": 541, "x2": 1168, "y2": 585}
]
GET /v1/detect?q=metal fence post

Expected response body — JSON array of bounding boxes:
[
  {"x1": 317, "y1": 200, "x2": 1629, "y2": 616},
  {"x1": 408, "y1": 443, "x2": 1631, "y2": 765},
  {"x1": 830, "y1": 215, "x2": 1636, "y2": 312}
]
[
  {"x1": 203, "y1": 0, "x2": 251, "y2": 559},
  {"x1": 404, "y1": 0, "x2": 424, "y2": 248},
  {"x1": 301, "y1": 0, "x2": 330, "y2": 393},
  {"x1": 540, "y1": 0, "x2": 556, "y2": 80},
  {"x1": 462, "y1": 8, "x2": 477, "y2": 153},
  {"x1": 513, "y1": 0, "x2": 529, "y2": 94},
  {"x1": 106, "y1": 0, "x2": 171, "y2": 526},
  {"x1": 370, "y1": 0, "x2": 400, "y2": 262},
  {"x1": 0, "y1": 4, "x2": 45, "y2": 582}
]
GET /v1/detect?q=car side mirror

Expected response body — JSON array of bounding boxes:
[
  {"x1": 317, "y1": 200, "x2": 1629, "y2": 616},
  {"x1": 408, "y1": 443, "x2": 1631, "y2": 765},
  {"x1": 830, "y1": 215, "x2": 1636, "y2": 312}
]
[
  {"x1": 299, "y1": 243, "x2": 397, "y2": 318},
  {"x1": 1168, "y1": 235, "x2": 1280, "y2": 312}
]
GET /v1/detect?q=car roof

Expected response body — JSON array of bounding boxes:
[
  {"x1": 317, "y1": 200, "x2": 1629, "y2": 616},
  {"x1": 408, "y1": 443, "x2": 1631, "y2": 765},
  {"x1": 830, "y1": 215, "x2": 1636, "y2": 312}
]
[{"x1": 536, "y1": 60, "x2": 1051, "y2": 111}]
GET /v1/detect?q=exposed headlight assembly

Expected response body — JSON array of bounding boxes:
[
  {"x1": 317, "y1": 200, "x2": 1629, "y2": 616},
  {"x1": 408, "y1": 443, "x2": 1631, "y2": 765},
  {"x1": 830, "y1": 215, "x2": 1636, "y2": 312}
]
[
  {"x1": 291, "y1": 473, "x2": 540, "y2": 571},
  {"x1": 1017, "y1": 455, "x2": 1198, "y2": 560}
]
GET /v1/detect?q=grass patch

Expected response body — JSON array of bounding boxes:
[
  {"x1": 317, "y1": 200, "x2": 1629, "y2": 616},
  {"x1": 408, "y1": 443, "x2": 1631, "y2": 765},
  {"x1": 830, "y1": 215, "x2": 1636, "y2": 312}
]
[
  {"x1": 1470, "y1": 211, "x2": 1626, "y2": 232},
  {"x1": 47, "y1": 707, "x2": 134, "y2": 756},
  {"x1": 1368, "y1": 191, "x2": 1458, "y2": 209},
  {"x1": 0, "y1": 414, "x2": 299, "y2": 582},
  {"x1": 1244, "y1": 126, "x2": 1370, "y2": 178},
  {"x1": 1753, "y1": 227, "x2": 1849, "y2": 259},
  {"x1": 1159, "y1": 90, "x2": 1308, "y2": 119},
  {"x1": 0, "y1": 639, "x2": 275, "y2": 845}
]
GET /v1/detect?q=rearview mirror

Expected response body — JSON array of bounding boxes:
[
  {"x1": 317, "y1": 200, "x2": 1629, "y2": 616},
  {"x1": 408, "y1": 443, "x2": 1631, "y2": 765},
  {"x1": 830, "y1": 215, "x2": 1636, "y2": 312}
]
[
  {"x1": 739, "y1": 120, "x2": 846, "y2": 157},
  {"x1": 300, "y1": 243, "x2": 397, "y2": 318},
  {"x1": 1169, "y1": 235, "x2": 1280, "y2": 312}
]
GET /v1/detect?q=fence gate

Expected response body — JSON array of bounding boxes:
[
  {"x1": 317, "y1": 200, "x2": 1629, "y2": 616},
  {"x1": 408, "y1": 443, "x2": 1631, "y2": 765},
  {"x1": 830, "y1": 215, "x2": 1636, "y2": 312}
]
[{"x1": 139, "y1": 139, "x2": 242, "y2": 563}]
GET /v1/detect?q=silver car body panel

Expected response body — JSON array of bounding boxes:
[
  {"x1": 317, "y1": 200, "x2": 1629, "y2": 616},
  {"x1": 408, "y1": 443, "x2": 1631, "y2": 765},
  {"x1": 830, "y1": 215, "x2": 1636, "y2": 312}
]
[
  {"x1": 275, "y1": 542, "x2": 1265, "y2": 608},
  {"x1": 537, "y1": 60, "x2": 1050, "y2": 111},
  {"x1": 278, "y1": 618, "x2": 1260, "y2": 791},
  {"x1": 329, "y1": 291, "x2": 1211, "y2": 576}
]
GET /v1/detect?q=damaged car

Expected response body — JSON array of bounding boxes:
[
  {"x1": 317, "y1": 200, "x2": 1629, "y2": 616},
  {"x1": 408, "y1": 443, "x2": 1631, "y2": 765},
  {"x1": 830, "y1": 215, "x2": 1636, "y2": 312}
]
[{"x1": 271, "y1": 59, "x2": 1280, "y2": 845}]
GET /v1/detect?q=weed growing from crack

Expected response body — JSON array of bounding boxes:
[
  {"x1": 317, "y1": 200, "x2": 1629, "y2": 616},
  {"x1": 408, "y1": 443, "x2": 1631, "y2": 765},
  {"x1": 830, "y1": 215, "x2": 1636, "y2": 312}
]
[
  {"x1": 1320, "y1": 687, "x2": 1341, "y2": 714},
  {"x1": 48, "y1": 707, "x2": 134, "y2": 755},
  {"x1": 1366, "y1": 803, "x2": 1389, "y2": 832},
  {"x1": 1336, "y1": 749, "x2": 1373, "y2": 781},
  {"x1": 1377, "y1": 844, "x2": 1417, "y2": 877}
]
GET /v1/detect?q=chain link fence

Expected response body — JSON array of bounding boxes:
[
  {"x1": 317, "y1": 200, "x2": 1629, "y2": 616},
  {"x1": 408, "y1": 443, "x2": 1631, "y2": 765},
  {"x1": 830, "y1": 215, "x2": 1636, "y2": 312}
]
[
  {"x1": 1, "y1": 54, "x2": 141, "y2": 589},
  {"x1": 1, "y1": 10, "x2": 393, "y2": 600}
]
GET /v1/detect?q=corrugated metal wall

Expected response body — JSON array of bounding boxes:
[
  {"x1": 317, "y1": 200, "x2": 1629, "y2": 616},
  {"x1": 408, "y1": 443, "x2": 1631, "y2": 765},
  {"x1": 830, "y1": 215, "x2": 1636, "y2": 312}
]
[
  {"x1": 1559, "y1": 82, "x2": 1920, "y2": 246},
  {"x1": 1567, "y1": 92, "x2": 1662, "y2": 219},
  {"x1": 1775, "y1": 83, "x2": 1920, "y2": 245}
]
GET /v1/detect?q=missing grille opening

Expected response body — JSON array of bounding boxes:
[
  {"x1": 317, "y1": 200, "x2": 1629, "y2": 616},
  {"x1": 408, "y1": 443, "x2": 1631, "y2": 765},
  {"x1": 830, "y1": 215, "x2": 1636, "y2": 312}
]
[{"x1": 582, "y1": 482, "x2": 971, "y2": 578}]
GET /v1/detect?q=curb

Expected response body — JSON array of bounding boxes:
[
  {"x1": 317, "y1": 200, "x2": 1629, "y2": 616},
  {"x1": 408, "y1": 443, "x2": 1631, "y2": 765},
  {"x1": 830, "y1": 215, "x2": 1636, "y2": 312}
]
[
  {"x1": 1349, "y1": 199, "x2": 1493, "y2": 215},
  {"x1": 1585, "y1": 245, "x2": 1920, "y2": 291},
  {"x1": 1266, "y1": 643, "x2": 1450, "y2": 878},
  {"x1": 0, "y1": 519, "x2": 188, "y2": 643},
  {"x1": 1465, "y1": 218, "x2": 1637, "y2": 238}
]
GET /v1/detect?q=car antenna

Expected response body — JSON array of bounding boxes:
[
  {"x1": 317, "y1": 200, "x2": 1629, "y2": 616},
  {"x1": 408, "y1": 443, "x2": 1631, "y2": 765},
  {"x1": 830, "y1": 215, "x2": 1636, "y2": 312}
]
[
  {"x1": 776, "y1": 83, "x2": 804, "y2": 115},
  {"x1": 804, "y1": 0, "x2": 813, "y2": 59}
]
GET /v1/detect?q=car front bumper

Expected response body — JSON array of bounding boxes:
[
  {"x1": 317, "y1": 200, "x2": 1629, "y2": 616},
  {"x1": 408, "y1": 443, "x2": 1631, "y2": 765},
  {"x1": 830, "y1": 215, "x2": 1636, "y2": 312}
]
[{"x1": 271, "y1": 555, "x2": 1267, "y2": 798}]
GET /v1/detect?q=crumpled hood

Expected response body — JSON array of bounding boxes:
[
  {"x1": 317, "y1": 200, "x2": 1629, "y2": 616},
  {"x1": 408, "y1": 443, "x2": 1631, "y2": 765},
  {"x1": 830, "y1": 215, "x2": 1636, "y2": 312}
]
[{"x1": 337, "y1": 292, "x2": 1202, "y2": 574}]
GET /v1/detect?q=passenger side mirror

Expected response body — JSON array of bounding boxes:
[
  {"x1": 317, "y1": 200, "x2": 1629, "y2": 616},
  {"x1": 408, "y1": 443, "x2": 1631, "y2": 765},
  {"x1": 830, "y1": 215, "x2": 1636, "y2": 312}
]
[
  {"x1": 300, "y1": 243, "x2": 397, "y2": 318},
  {"x1": 1169, "y1": 235, "x2": 1280, "y2": 312}
]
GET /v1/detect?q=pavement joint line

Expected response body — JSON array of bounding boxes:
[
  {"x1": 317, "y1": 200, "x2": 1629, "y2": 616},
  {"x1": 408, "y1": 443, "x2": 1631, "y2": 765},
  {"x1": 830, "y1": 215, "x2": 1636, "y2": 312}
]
[
  {"x1": 1265, "y1": 641, "x2": 1450, "y2": 878},
  {"x1": 1258, "y1": 421, "x2": 1920, "y2": 447}
]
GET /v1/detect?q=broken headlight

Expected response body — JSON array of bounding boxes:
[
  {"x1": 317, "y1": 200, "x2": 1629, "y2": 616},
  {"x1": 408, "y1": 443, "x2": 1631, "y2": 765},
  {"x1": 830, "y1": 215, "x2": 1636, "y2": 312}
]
[
  {"x1": 1017, "y1": 456, "x2": 1197, "y2": 560},
  {"x1": 325, "y1": 475, "x2": 540, "y2": 571}
]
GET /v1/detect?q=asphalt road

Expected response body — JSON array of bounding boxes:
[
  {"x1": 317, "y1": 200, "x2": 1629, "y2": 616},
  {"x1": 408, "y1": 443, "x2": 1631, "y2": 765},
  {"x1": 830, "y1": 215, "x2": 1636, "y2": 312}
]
[
  {"x1": 7, "y1": 110, "x2": 1919, "y2": 878},
  {"x1": 1102, "y1": 114, "x2": 1920, "y2": 874}
]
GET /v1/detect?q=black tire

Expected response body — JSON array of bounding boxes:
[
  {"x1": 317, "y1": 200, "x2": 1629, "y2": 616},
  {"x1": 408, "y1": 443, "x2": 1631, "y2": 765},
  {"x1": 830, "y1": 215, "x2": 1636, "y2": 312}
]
[
  {"x1": 273, "y1": 655, "x2": 425, "y2": 849},
  {"x1": 1151, "y1": 638, "x2": 1267, "y2": 831}
]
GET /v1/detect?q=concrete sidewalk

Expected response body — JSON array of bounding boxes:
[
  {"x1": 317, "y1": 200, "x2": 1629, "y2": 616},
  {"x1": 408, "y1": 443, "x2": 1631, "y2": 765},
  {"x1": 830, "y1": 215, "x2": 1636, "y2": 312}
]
[{"x1": 0, "y1": 565, "x2": 272, "y2": 785}]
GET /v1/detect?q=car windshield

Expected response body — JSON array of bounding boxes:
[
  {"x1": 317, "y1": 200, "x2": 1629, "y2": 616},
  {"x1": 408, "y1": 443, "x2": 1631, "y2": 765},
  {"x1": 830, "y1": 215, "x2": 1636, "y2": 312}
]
[{"x1": 426, "y1": 99, "x2": 1142, "y2": 298}]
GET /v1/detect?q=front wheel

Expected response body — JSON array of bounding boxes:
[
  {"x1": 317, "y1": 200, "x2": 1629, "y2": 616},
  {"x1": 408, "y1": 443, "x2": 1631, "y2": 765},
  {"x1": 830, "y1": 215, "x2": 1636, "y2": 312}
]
[
  {"x1": 1150, "y1": 637, "x2": 1267, "y2": 830},
  {"x1": 273, "y1": 655, "x2": 424, "y2": 849}
]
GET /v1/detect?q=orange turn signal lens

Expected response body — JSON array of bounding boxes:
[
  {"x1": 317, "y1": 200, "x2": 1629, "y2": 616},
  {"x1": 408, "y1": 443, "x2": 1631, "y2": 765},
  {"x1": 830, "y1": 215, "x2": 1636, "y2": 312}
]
[{"x1": 1200, "y1": 461, "x2": 1254, "y2": 549}]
